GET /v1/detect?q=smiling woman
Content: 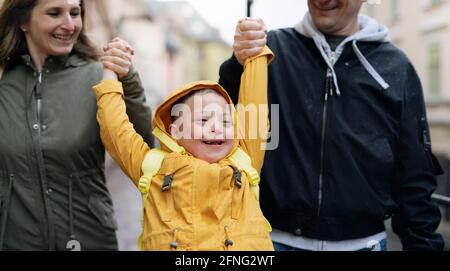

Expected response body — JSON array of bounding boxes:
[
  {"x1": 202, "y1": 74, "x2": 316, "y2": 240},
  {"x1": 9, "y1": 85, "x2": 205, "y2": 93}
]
[
  {"x1": 0, "y1": 0, "x2": 97, "y2": 68},
  {"x1": 0, "y1": 0, "x2": 153, "y2": 251},
  {"x1": 21, "y1": 0, "x2": 83, "y2": 71}
]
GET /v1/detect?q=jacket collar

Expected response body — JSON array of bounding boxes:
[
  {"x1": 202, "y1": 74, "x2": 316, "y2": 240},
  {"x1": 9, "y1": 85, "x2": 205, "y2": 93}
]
[
  {"x1": 294, "y1": 13, "x2": 391, "y2": 95},
  {"x1": 20, "y1": 53, "x2": 87, "y2": 72}
]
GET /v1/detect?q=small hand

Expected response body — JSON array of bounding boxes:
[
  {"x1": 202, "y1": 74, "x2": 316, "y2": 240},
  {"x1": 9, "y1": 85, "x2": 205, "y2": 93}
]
[
  {"x1": 233, "y1": 18, "x2": 267, "y2": 65},
  {"x1": 101, "y1": 37, "x2": 135, "y2": 79}
]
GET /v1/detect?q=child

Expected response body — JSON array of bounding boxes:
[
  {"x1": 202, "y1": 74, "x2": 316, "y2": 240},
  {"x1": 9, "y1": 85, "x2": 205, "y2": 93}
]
[{"x1": 93, "y1": 46, "x2": 274, "y2": 251}]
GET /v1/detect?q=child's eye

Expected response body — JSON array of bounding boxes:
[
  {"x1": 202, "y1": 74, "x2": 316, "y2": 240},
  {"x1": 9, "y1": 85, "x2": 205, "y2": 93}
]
[{"x1": 70, "y1": 11, "x2": 80, "y2": 17}]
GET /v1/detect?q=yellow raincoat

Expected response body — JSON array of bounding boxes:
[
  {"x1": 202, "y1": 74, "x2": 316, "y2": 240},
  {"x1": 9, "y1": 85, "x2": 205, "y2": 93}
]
[{"x1": 93, "y1": 46, "x2": 274, "y2": 250}]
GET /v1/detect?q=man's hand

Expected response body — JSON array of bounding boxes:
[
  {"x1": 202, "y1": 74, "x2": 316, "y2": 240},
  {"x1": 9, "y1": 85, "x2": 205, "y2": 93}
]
[
  {"x1": 101, "y1": 37, "x2": 135, "y2": 80},
  {"x1": 233, "y1": 18, "x2": 267, "y2": 65}
]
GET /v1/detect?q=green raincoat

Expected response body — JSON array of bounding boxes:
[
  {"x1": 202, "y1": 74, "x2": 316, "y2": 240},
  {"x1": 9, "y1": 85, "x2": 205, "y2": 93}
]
[{"x1": 0, "y1": 54, "x2": 152, "y2": 250}]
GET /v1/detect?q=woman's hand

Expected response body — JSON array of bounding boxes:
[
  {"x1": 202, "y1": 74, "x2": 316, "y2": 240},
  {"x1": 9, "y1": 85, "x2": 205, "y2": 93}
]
[{"x1": 101, "y1": 37, "x2": 135, "y2": 80}]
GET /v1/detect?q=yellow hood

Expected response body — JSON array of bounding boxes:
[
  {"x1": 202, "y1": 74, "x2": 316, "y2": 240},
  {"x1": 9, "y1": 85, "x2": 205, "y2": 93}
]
[{"x1": 152, "y1": 80, "x2": 239, "y2": 154}]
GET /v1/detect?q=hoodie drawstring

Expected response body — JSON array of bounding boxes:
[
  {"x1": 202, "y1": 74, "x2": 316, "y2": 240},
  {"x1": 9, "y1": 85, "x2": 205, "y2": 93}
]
[
  {"x1": 313, "y1": 36, "x2": 342, "y2": 96},
  {"x1": 0, "y1": 174, "x2": 14, "y2": 251},
  {"x1": 298, "y1": 13, "x2": 391, "y2": 96},
  {"x1": 352, "y1": 40, "x2": 390, "y2": 90},
  {"x1": 313, "y1": 37, "x2": 390, "y2": 96}
]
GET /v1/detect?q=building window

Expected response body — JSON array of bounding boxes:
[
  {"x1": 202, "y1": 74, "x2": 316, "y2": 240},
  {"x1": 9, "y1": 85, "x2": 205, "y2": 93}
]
[
  {"x1": 428, "y1": 43, "x2": 441, "y2": 98},
  {"x1": 390, "y1": 0, "x2": 400, "y2": 22}
]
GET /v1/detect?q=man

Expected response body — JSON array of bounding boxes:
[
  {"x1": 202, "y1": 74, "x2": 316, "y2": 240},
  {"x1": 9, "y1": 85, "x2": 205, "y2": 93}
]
[{"x1": 219, "y1": 0, "x2": 444, "y2": 251}]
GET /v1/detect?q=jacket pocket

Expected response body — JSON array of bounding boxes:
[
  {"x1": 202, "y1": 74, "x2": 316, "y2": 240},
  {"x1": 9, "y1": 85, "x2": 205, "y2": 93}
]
[
  {"x1": 231, "y1": 168, "x2": 245, "y2": 220},
  {"x1": 150, "y1": 156, "x2": 192, "y2": 224},
  {"x1": 88, "y1": 194, "x2": 117, "y2": 230},
  {"x1": 76, "y1": 169, "x2": 118, "y2": 231},
  {"x1": 150, "y1": 173, "x2": 176, "y2": 223},
  {"x1": 419, "y1": 117, "x2": 444, "y2": 175}
]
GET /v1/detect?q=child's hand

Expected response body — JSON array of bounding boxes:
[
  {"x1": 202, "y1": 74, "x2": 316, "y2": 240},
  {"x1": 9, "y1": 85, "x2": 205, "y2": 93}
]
[
  {"x1": 101, "y1": 37, "x2": 135, "y2": 80},
  {"x1": 233, "y1": 18, "x2": 267, "y2": 65}
]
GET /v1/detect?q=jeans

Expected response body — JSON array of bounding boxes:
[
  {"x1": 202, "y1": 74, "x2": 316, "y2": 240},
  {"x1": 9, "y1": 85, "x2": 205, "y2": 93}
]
[{"x1": 273, "y1": 239, "x2": 388, "y2": 251}]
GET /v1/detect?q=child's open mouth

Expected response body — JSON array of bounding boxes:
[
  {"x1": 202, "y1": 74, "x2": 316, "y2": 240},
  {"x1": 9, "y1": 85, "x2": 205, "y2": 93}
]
[{"x1": 202, "y1": 140, "x2": 225, "y2": 145}]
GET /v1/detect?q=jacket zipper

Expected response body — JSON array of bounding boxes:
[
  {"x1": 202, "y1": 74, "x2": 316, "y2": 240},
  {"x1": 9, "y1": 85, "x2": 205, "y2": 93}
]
[
  {"x1": 317, "y1": 51, "x2": 336, "y2": 217},
  {"x1": 37, "y1": 72, "x2": 42, "y2": 125},
  {"x1": 35, "y1": 71, "x2": 54, "y2": 249}
]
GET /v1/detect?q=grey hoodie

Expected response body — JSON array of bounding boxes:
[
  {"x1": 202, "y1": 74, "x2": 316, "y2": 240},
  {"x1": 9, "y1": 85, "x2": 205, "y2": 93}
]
[{"x1": 295, "y1": 13, "x2": 391, "y2": 95}]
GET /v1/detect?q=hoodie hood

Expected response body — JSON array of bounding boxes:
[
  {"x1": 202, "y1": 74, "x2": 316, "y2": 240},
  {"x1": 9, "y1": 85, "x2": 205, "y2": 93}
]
[
  {"x1": 295, "y1": 13, "x2": 391, "y2": 95},
  {"x1": 152, "y1": 80, "x2": 239, "y2": 155}
]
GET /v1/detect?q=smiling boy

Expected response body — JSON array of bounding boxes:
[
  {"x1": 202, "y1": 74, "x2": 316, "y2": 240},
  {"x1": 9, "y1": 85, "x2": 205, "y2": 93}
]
[{"x1": 93, "y1": 46, "x2": 274, "y2": 250}]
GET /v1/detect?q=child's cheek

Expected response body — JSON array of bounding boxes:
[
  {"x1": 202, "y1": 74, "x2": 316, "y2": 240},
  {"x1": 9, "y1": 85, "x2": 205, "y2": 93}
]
[{"x1": 225, "y1": 127, "x2": 235, "y2": 140}]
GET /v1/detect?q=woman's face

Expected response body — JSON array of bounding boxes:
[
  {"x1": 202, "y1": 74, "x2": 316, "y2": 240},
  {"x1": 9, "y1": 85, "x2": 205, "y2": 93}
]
[{"x1": 22, "y1": 0, "x2": 82, "y2": 58}]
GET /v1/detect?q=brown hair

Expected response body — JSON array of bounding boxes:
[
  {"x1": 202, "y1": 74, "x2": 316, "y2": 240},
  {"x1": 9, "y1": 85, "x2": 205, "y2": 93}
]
[{"x1": 0, "y1": 0, "x2": 99, "y2": 68}]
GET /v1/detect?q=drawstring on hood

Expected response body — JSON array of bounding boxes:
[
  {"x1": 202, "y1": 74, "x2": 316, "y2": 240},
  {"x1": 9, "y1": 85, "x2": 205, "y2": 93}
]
[{"x1": 295, "y1": 13, "x2": 391, "y2": 95}]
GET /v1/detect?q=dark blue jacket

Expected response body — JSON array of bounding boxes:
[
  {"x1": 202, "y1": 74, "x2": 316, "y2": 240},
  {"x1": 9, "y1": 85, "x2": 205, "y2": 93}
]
[{"x1": 219, "y1": 28, "x2": 444, "y2": 250}]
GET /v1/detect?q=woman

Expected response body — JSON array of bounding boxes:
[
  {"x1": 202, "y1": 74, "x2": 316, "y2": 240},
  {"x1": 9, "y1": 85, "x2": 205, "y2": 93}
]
[{"x1": 0, "y1": 0, "x2": 152, "y2": 250}]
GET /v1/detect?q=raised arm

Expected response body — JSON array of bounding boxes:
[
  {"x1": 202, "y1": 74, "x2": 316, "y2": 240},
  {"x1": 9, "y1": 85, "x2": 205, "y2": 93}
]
[
  {"x1": 122, "y1": 67, "x2": 154, "y2": 147},
  {"x1": 96, "y1": 39, "x2": 152, "y2": 186},
  {"x1": 93, "y1": 78, "x2": 150, "y2": 186},
  {"x1": 219, "y1": 18, "x2": 267, "y2": 105},
  {"x1": 103, "y1": 37, "x2": 153, "y2": 147},
  {"x1": 237, "y1": 46, "x2": 273, "y2": 173}
]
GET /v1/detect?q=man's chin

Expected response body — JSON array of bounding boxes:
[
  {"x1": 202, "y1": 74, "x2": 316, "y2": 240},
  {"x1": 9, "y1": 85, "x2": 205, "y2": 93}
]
[{"x1": 315, "y1": 21, "x2": 340, "y2": 35}]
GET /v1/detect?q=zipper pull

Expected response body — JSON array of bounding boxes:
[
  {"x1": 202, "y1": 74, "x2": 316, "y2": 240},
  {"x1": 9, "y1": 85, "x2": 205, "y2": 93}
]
[
  {"x1": 38, "y1": 72, "x2": 42, "y2": 84},
  {"x1": 329, "y1": 51, "x2": 337, "y2": 97},
  {"x1": 326, "y1": 68, "x2": 333, "y2": 98}
]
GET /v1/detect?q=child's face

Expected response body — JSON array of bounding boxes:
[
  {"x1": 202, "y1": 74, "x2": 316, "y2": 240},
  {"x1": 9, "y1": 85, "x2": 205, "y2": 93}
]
[{"x1": 171, "y1": 92, "x2": 235, "y2": 163}]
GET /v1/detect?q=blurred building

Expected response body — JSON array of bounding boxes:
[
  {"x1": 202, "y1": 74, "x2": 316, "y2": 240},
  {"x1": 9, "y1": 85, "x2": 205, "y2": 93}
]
[
  {"x1": 85, "y1": 0, "x2": 232, "y2": 109},
  {"x1": 363, "y1": 0, "x2": 450, "y2": 158},
  {"x1": 151, "y1": 0, "x2": 232, "y2": 86}
]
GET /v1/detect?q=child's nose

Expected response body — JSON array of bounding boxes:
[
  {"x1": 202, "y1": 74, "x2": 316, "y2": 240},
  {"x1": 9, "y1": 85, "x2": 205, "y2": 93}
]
[{"x1": 207, "y1": 119, "x2": 224, "y2": 135}]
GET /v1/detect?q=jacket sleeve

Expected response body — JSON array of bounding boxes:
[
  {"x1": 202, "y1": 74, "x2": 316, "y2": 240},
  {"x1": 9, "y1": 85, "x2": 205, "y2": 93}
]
[
  {"x1": 93, "y1": 80, "x2": 151, "y2": 186},
  {"x1": 237, "y1": 46, "x2": 274, "y2": 173},
  {"x1": 391, "y1": 63, "x2": 444, "y2": 251},
  {"x1": 121, "y1": 67, "x2": 154, "y2": 147},
  {"x1": 219, "y1": 54, "x2": 244, "y2": 105}
]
